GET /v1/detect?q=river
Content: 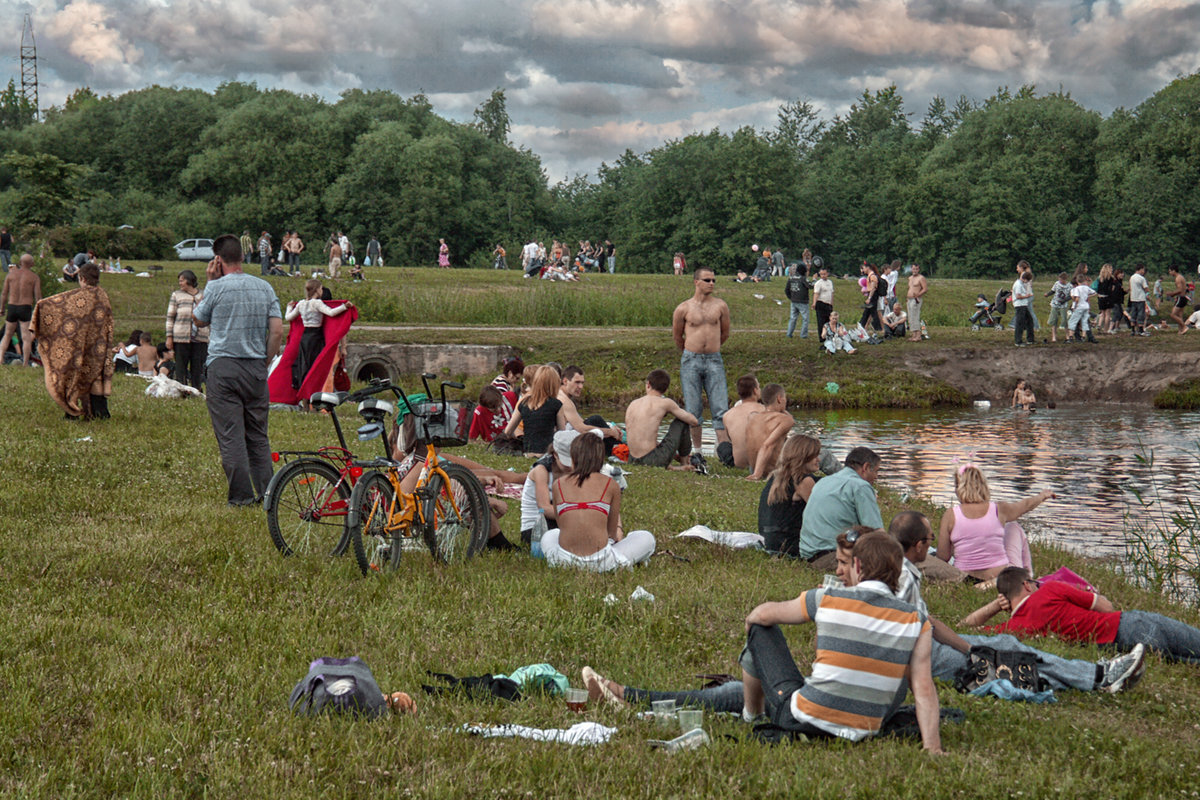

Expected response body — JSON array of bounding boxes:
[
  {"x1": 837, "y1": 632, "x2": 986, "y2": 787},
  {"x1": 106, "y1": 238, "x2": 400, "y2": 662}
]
[{"x1": 673, "y1": 404, "x2": 1200, "y2": 558}]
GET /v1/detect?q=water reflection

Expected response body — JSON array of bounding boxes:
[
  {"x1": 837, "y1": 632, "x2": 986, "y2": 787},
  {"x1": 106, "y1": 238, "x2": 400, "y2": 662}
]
[
  {"x1": 661, "y1": 404, "x2": 1200, "y2": 558},
  {"x1": 791, "y1": 405, "x2": 1200, "y2": 557}
]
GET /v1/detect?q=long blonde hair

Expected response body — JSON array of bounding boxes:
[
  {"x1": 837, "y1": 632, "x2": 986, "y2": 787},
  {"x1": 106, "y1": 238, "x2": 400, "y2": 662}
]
[
  {"x1": 526, "y1": 365, "x2": 560, "y2": 410},
  {"x1": 768, "y1": 434, "x2": 821, "y2": 505},
  {"x1": 1098, "y1": 263, "x2": 1113, "y2": 283},
  {"x1": 955, "y1": 465, "x2": 991, "y2": 504}
]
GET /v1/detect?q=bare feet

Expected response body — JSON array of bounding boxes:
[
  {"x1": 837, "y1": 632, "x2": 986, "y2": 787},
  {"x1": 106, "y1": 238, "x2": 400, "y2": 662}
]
[{"x1": 581, "y1": 666, "x2": 626, "y2": 707}]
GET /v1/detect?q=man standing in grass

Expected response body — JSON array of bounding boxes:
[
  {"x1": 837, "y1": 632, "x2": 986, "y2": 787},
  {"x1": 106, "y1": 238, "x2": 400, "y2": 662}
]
[
  {"x1": 672, "y1": 266, "x2": 730, "y2": 457},
  {"x1": 2, "y1": 253, "x2": 41, "y2": 366},
  {"x1": 906, "y1": 263, "x2": 927, "y2": 341},
  {"x1": 0, "y1": 226, "x2": 12, "y2": 272},
  {"x1": 1128, "y1": 263, "x2": 1150, "y2": 337},
  {"x1": 812, "y1": 267, "x2": 834, "y2": 341},
  {"x1": 1167, "y1": 265, "x2": 1190, "y2": 333},
  {"x1": 193, "y1": 234, "x2": 283, "y2": 506},
  {"x1": 1012, "y1": 263, "x2": 1035, "y2": 347}
]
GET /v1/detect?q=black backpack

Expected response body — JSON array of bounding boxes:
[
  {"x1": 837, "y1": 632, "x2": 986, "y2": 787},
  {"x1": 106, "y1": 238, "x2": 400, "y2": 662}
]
[{"x1": 289, "y1": 656, "x2": 388, "y2": 718}]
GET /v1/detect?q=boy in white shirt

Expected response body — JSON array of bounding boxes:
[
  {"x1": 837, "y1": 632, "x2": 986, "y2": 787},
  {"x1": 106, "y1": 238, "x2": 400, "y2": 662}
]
[
  {"x1": 1011, "y1": 264, "x2": 1035, "y2": 346},
  {"x1": 1128, "y1": 263, "x2": 1150, "y2": 337},
  {"x1": 1067, "y1": 274, "x2": 1097, "y2": 343}
]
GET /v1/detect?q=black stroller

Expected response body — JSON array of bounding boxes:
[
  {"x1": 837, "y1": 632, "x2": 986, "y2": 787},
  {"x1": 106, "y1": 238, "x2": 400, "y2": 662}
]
[{"x1": 970, "y1": 289, "x2": 1011, "y2": 330}]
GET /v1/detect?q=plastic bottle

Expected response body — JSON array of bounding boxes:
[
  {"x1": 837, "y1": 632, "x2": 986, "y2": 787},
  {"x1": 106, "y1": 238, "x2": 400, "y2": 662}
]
[
  {"x1": 649, "y1": 728, "x2": 710, "y2": 753},
  {"x1": 530, "y1": 509, "x2": 547, "y2": 559}
]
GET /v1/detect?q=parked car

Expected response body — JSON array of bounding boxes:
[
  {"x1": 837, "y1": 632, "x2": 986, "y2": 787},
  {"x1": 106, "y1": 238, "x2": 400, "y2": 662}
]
[{"x1": 174, "y1": 238, "x2": 214, "y2": 261}]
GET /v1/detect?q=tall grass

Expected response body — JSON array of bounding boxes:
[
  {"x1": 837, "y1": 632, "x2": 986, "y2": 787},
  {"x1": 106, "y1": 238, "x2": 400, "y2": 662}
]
[{"x1": 1123, "y1": 444, "x2": 1200, "y2": 606}]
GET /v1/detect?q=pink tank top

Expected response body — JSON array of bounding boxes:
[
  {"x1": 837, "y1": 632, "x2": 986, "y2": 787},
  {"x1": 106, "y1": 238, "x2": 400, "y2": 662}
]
[{"x1": 950, "y1": 503, "x2": 1009, "y2": 571}]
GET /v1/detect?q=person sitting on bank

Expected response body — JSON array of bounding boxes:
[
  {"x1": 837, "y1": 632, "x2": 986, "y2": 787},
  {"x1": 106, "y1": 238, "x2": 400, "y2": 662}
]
[
  {"x1": 757, "y1": 434, "x2": 821, "y2": 557},
  {"x1": 624, "y1": 369, "x2": 700, "y2": 469},
  {"x1": 796, "y1": 446, "x2": 884, "y2": 571},
  {"x1": 502, "y1": 365, "x2": 563, "y2": 457},
  {"x1": 882, "y1": 302, "x2": 907, "y2": 338},
  {"x1": 964, "y1": 566, "x2": 1200, "y2": 664},
  {"x1": 518, "y1": 429, "x2": 576, "y2": 545},
  {"x1": 939, "y1": 463, "x2": 1047, "y2": 585},
  {"x1": 744, "y1": 383, "x2": 794, "y2": 481},
  {"x1": 716, "y1": 374, "x2": 763, "y2": 469},
  {"x1": 541, "y1": 433, "x2": 655, "y2": 571}
]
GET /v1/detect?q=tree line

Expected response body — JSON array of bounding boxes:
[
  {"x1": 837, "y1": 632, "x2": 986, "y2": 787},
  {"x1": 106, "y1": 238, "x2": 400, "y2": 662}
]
[{"x1": 1, "y1": 74, "x2": 1197, "y2": 277}]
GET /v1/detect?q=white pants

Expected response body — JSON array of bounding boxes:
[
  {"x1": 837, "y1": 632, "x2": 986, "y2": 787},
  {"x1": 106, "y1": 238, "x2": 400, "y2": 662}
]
[{"x1": 541, "y1": 529, "x2": 656, "y2": 572}]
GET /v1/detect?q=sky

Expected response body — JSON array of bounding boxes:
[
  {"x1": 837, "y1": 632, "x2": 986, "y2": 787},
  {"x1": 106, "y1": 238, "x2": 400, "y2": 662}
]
[{"x1": 5, "y1": 0, "x2": 1200, "y2": 181}]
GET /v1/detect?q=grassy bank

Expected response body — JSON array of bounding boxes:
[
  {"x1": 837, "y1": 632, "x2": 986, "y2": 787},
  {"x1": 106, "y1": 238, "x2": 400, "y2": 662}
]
[
  {"x1": 43, "y1": 264, "x2": 1196, "y2": 410},
  {"x1": 3, "y1": 367, "x2": 1200, "y2": 797}
]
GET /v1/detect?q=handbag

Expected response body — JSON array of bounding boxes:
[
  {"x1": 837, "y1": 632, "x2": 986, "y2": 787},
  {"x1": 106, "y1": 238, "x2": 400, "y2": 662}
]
[{"x1": 953, "y1": 645, "x2": 1047, "y2": 693}]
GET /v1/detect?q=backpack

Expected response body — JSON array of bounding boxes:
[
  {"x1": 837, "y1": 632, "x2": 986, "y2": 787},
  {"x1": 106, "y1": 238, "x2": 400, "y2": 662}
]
[{"x1": 289, "y1": 656, "x2": 388, "y2": 718}]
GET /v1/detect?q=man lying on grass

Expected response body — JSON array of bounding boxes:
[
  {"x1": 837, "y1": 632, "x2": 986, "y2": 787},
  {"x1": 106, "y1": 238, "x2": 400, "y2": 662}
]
[
  {"x1": 963, "y1": 566, "x2": 1200, "y2": 664},
  {"x1": 582, "y1": 525, "x2": 1146, "y2": 725},
  {"x1": 587, "y1": 531, "x2": 946, "y2": 753}
]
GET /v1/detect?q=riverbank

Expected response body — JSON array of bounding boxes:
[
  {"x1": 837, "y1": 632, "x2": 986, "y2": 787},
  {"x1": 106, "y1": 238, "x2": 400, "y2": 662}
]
[
  {"x1": 56, "y1": 264, "x2": 1197, "y2": 409},
  {"x1": 3, "y1": 366, "x2": 1200, "y2": 797}
]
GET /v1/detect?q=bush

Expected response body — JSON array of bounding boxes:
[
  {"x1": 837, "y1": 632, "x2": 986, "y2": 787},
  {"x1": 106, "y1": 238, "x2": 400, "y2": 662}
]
[{"x1": 41, "y1": 224, "x2": 176, "y2": 260}]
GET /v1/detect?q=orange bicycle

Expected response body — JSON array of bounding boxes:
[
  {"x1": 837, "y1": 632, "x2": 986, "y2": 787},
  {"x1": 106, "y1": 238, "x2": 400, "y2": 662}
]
[{"x1": 346, "y1": 373, "x2": 490, "y2": 574}]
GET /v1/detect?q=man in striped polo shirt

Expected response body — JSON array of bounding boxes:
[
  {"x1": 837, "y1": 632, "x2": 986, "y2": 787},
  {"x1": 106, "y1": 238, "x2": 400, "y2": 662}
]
[{"x1": 741, "y1": 531, "x2": 944, "y2": 752}]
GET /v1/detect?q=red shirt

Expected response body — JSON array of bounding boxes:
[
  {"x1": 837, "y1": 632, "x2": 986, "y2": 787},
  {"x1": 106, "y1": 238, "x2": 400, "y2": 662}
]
[
  {"x1": 989, "y1": 580, "x2": 1120, "y2": 644},
  {"x1": 468, "y1": 406, "x2": 502, "y2": 442}
]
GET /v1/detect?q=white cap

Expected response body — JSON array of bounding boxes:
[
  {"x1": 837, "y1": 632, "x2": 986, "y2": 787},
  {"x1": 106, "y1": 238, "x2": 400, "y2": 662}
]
[{"x1": 552, "y1": 430, "x2": 580, "y2": 467}]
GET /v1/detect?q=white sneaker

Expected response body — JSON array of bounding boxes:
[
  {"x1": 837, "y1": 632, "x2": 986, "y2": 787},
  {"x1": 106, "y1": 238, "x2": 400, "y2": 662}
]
[{"x1": 1099, "y1": 643, "x2": 1146, "y2": 693}]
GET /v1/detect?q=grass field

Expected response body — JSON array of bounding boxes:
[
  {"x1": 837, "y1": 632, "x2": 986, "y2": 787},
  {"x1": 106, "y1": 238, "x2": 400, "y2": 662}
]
[
  {"x1": 4, "y1": 267, "x2": 1200, "y2": 797},
  {"x1": 46, "y1": 263, "x2": 1199, "y2": 410}
]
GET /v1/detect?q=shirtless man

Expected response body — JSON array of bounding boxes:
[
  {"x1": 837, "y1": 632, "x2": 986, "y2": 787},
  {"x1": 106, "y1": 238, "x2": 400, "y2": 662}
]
[
  {"x1": 1166, "y1": 265, "x2": 1189, "y2": 333},
  {"x1": 625, "y1": 369, "x2": 700, "y2": 469},
  {"x1": 716, "y1": 374, "x2": 763, "y2": 468},
  {"x1": 906, "y1": 264, "x2": 928, "y2": 342},
  {"x1": 744, "y1": 383, "x2": 794, "y2": 480},
  {"x1": 557, "y1": 366, "x2": 622, "y2": 451},
  {"x1": 1, "y1": 254, "x2": 42, "y2": 365},
  {"x1": 671, "y1": 266, "x2": 730, "y2": 453}
]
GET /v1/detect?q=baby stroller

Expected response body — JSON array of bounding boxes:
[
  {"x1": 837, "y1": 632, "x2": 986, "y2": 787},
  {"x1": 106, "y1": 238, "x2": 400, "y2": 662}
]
[{"x1": 970, "y1": 289, "x2": 1011, "y2": 330}]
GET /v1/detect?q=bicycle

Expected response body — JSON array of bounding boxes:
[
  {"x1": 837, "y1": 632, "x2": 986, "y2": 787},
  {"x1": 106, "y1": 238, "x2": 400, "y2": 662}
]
[
  {"x1": 262, "y1": 379, "x2": 407, "y2": 558},
  {"x1": 346, "y1": 374, "x2": 491, "y2": 575}
]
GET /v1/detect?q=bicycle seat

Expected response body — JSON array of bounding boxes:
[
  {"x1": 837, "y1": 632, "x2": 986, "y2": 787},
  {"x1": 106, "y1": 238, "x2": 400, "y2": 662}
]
[
  {"x1": 357, "y1": 398, "x2": 394, "y2": 422},
  {"x1": 309, "y1": 392, "x2": 344, "y2": 411}
]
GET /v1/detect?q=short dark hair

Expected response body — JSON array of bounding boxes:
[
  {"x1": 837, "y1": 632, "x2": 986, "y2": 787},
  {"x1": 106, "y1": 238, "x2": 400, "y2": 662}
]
[
  {"x1": 761, "y1": 383, "x2": 785, "y2": 407},
  {"x1": 502, "y1": 357, "x2": 524, "y2": 377},
  {"x1": 647, "y1": 369, "x2": 670, "y2": 393},
  {"x1": 562, "y1": 365, "x2": 583, "y2": 382},
  {"x1": 996, "y1": 566, "x2": 1032, "y2": 601},
  {"x1": 139, "y1": 332, "x2": 152, "y2": 343},
  {"x1": 79, "y1": 262, "x2": 100, "y2": 285},
  {"x1": 844, "y1": 446, "x2": 880, "y2": 470},
  {"x1": 693, "y1": 266, "x2": 714, "y2": 280},
  {"x1": 178, "y1": 269, "x2": 198, "y2": 288},
  {"x1": 888, "y1": 511, "x2": 930, "y2": 552},
  {"x1": 852, "y1": 532, "x2": 904, "y2": 592},
  {"x1": 736, "y1": 374, "x2": 759, "y2": 399},
  {"x1": 213, "y1": 234, "x2": 243, "y2": 263},
  {"x1": 157, "y1": 343, "x2": 170, "y2": 357},
  {"x1": 479, "y1": 385, "x2": 502, "y2": 408}
]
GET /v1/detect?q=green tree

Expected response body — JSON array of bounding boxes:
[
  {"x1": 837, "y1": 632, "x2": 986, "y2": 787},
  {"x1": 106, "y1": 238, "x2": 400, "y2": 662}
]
[
  {"x1": 473, "y1": 89, "x2": 510, "y2": 144},
  {"x1": 1, "y1": 152, "x2": 88, "y2": 226},
  {"x1": 0, "y1": 79, "x2": 36, "y2": 130}
]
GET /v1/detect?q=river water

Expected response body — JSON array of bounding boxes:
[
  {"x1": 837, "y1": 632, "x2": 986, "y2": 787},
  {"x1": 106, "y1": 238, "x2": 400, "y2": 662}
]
[{"x1": 669, "y1": 404, "x2": 1200, "y2": 558}]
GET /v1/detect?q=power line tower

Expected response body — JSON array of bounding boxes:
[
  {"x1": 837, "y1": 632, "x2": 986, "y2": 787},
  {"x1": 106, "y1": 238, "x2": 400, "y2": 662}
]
[{"x1": 20, "y1": 13, "x2": 38, "y2": 121}]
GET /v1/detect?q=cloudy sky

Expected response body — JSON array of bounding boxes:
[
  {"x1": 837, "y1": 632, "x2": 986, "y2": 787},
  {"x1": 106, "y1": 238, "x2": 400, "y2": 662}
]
[{"x1": 5, "y1": 0, "x2": 1200, "y2": 180}]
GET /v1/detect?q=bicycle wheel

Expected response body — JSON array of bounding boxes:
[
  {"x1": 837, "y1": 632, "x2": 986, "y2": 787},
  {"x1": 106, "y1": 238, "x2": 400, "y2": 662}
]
[
  {"x1": 264, "y1": 458, "x2": 352, "y2": 557},
  {"x1": 421, "y1": 463, "x2": 490, "y2": 564},
  {"x1": 348, "y1": 471, "x2": 397, "y2": 576}
]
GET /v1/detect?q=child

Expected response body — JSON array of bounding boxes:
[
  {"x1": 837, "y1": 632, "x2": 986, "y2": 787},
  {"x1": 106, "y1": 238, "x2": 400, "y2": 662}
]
[
  {"x1": 468, "y1": 385, "x2": 506, "y2": 442},
  {"x1": 1011, "y1": 379, "x2": 1036, "y2": 411},
  {"x1": 155, "y1": 343, "x2": 175, "y2": 379},
  {"x1": 1044, "y1": 272, "x2": 1072, "y2": 342},
  {"x1": 136, "y1": 332, "x2": 157, "y2": 377},
  {"x1": 112, "y1": 330, "x2": 142, "y2": 373}
]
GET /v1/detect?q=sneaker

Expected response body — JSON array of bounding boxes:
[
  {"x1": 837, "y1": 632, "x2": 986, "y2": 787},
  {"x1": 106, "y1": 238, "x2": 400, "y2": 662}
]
[
  {"x1": 1099, "y1": 643, "x2": 1146, "y2": 693},
  {"x1": 485, "y1": 532, "x2": 518, "y2": 552},
  {"x1": 690, "y1": 453, "x2": 709, "y2": 476}
]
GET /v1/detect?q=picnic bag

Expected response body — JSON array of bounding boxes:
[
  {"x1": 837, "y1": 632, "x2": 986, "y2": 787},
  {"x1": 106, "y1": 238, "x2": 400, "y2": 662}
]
[
  {"x1": 289, "y1": 656, "x2": 388, "y2": 718},
  {"x1": 953, "y1": 646, "x2": 1047, "y2": 693}
]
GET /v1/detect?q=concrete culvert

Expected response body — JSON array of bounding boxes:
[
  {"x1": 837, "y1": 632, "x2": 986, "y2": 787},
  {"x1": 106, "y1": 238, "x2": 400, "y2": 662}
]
[{"x1": 355, "y1": 359, "x2": 394, "y2": 384}]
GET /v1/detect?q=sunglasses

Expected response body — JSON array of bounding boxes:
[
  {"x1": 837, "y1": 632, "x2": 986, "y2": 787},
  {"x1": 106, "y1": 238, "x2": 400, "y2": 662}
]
[
  {"x1": 844, "y1": 528, "x2": 863, "y2": 545},
  {"x1": 697, "y1": 278, "x2": 715, "y2": 283}
]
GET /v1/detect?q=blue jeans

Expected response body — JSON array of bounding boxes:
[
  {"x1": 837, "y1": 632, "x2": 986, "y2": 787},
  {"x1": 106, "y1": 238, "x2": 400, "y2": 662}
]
[
  {"x1": 787, "y1": 302, "x2": 809, "y2": 338},
  {"x1": 932, "y1": 635, "x2": 1097, "y2": 691},
  {"x1": 680, "y1": 350, "x2": 728, "y2": 431},
  {"x1": 1116, "y1": 610, "x2": 1200, "y2": 664},
  {"x1": 625, "y1": 680, "x2": 744, "y2": 713},
  {"x1": 0, "y1": 250, "x2": 10, "y2": 272}
]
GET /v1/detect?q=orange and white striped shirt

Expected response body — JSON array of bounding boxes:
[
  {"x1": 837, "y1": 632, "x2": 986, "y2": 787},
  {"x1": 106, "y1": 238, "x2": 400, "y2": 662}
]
[{"x1": 790, "y1": 580, "x2": 929, "y2": 740}]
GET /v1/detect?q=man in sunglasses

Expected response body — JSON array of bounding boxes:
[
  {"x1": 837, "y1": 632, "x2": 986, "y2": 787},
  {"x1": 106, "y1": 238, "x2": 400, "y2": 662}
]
[
  {"x1": 964, "y1": 566, "x2": 1200, "y2": 664},
  {"x1": 671, "y1": 266, "x2": 730, "y2": 463}
]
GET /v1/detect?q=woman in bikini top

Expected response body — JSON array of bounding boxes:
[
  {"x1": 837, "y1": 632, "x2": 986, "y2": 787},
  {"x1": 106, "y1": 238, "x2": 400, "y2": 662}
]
[{"x1": 551, "y1": 435, "x2": 623, "y2": 557}]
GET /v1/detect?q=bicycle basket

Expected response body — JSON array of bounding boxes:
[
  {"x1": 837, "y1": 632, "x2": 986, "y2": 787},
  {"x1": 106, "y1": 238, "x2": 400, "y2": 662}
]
[{"x1": 414, "y1": 402, "x2": 466, "y2": 447}]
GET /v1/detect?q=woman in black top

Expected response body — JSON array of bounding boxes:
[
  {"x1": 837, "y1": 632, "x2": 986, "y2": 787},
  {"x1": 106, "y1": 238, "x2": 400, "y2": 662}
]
[
  {"x1": 758, "y1": 434, "x2": 822, "y2": 557},
  {"x1": 503, "y1": 365, "x2": 565, "y2": 456}
]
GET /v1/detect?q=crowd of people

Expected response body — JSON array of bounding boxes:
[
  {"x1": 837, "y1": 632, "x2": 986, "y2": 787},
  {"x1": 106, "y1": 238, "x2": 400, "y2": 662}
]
[{"x1": 519, "y1": 238, "x2": 616, "y2": 280}]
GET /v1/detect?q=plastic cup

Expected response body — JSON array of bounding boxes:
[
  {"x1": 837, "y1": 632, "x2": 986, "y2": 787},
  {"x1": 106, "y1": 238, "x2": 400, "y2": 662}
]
[
  {"x1": 565, "y1": 687, "x2": 588, "y2": 713},
  {"x1": 651, "y1": 699, "x2": 676, "y2": 728},
  {"x1": 678, "y1": 708, "x2": 703, "y2": 733}
]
